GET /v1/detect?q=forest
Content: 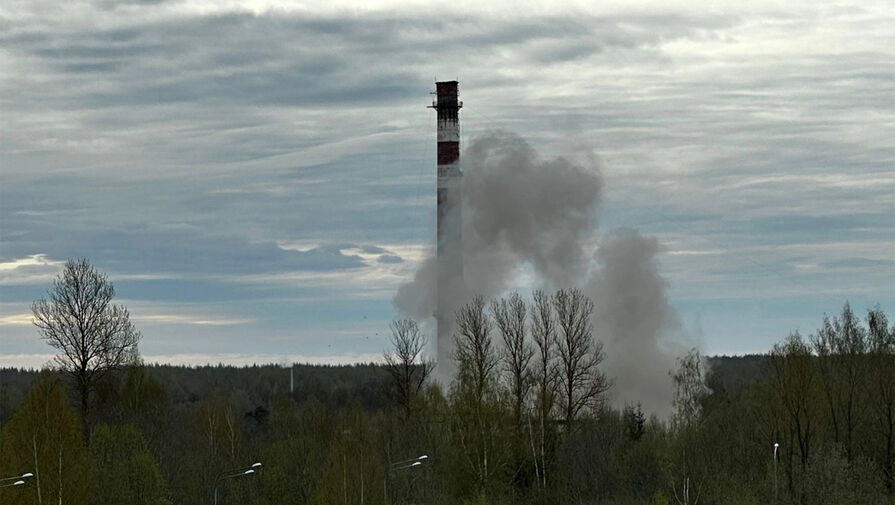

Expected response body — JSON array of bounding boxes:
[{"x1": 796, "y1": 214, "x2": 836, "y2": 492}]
[{"x1": 1, "y1": 283, "x2": 893, "y2": 504}]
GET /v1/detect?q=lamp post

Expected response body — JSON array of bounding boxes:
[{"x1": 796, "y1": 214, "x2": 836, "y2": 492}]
[
  {"x1": 384, "y1": 455, "x2": 427, "y2": 504},
  {"x1": 392, "y1": 454, "x2": 428, "y2": 471},
  {"x1": 773, "y1": 442, "x2": 779, "y2": 504},
  {"x1": 0, "y1": 472, "x2": 34, "y2": 489},
  {"x1": 0, "y1": 472, "x2": 33, "y2": 484},
  {"x1": 213, "y1": 462, "x2": 261, "y2": 505}
]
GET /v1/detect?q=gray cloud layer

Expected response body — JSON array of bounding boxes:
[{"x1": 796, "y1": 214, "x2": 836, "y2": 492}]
[{"x1": 1, "y1": 1, "x2": 892, "y2": 366}]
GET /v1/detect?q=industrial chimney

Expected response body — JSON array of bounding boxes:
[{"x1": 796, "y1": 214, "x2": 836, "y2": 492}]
[
  {"x1": 429, "y1": 81, "x2": 463, "y2": 377},
  {"x1": 430, "y1": 81, "x2": 462, "y2": 261}
]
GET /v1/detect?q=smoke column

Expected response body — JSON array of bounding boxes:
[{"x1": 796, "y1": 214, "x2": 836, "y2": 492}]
[
  {"x1": 395, "y1": 131, "x2": 602, "y2": 379},
  {"x1": 395, "y1": 131, "x2": 690, "y2": 415},
  {"x1": 587, "y1": 229, "x2": 688, "y2": 417}
]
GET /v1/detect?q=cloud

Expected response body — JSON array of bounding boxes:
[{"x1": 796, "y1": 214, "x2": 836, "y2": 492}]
[
  {"x1": 0, "y1": 313, "x2": 32, "y2": 326},
  {"x1": 820, "y1": 258, "x2": 895, "y2": 270},
  {"x1": 130, "y1": 313, "x2": 254, "y2": 326},
  {"x1": 0, "y1": 254, "x2": 66, "y2": 285},
  {"x1": 0, "y1": 352, "x2": 385, "y2": 369},
  {"x1": 0, "y1": 233, "x2": 370, "y2": 283},
  {"x1": 0, "y1": 0, "x2": 891, "y2": 363},
  {"x1": 377, "y1": 254, "x2": 403, "y2": 264},
  {"x1": 141, "y1": 352, "x2": 384, "y2": 366},
  {"x1": 0, "y1": 254, "x2": 63, "y2": 271},
  {"x1": 0, "y1": 354, "x2": 58, "y2": 370}
]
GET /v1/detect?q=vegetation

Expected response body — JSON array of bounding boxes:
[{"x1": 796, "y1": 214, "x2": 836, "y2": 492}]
[
  {"x1": 1, "y1": 281, "x2": 892, "y2": 504},
  {"x1": 31, "y1": 259, "x2": 140, "y2": 439}
]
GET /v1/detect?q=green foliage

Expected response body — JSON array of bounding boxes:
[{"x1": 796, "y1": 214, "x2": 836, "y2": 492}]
[
  {"x1": 624, "y1": 404, "x2": 646, "y2": 441},
  {"x1": 793, "y1": 445, "x2": 888, "y2": 505},
  {"x1": 460, "y1": 492, "x2": 494, "y2": 505},
  {"x1": 89, "y1": 424, "x2": 168, "y2": 505},
  {"x1": 0, "y1": 373, "x2": 90, "y2": 505},
  {"x1": 120, "y1": 364, "x2": 167, "y2": 424},
  {"x1": 447, "y1": 297, "x2": 514, "y2": 500},
  {"x1": 650, "y1": 490, "x2": 671, "y2": 505},
  {"x1": 445, "y1": 381, "x2": 511, "y2": 499},
  {"x1": 258, "y1": 393, "x2": 333, "y2": 505},
  {"x1": 310, "y1": 400, "x2": 385, "y2": 505},
  {"x1": 2, "y1": 302, "x2": 893, "y2": 504}
]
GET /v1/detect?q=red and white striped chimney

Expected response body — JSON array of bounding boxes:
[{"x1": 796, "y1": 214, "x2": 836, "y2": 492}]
[
  {"x1": 429, "y1": 81, "x2": 463, "y2": 377},
  {"x1": 430, "y1": 81, "x2": 462, "y2": 266}
]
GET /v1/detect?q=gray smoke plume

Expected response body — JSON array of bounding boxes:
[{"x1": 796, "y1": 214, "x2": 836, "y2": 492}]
[
  {"x1": 462, "y1": 132, "x2": 603, "y2": 291},
  {"x1": 394, "y1": 131, "x2": 692, "y2": 415},
  {"x1": 395, "y1": 132, "x2": 603, "y2": 379},
  {"x1": 587, "y1": 229, "x2": 688, "y2": 416}
]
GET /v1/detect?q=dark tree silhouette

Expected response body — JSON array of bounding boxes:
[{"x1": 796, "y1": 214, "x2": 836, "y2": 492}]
[
  {"x1": 384, "y1": 318, "x2": 433, "y2": 414},
  {"x1": 553, "y1": 288, "x2": 610, "y2": 428},
  {"x1": 491, "y1": 292, "x2": 533, "y2": 426},
  {"x1": 31, "y1": 258, "x2": 140, "y2": 439}
]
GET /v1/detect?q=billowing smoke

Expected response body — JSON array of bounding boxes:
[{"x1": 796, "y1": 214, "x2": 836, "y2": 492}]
[
  {"x1": 588, "y1": 229, "x2": 688, "y2": 417},
  {"x1": 394, "y1": 131, "x2": 690, "y2": 415},
  {"x1": 462, "y1": 133, "x2": 603, "y2": 290}
]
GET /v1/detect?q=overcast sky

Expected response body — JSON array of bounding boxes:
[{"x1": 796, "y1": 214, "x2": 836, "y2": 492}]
[{"x1": 1, "y1": 0, "x2": 893, "y2": 368}]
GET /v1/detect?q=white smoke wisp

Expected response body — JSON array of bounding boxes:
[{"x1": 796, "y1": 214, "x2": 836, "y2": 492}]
[{"x1": 394, "y1": 131, "x2": 694, "y2": 415}]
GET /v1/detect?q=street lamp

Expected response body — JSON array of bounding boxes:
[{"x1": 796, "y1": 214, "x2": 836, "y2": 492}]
[
  {"x1": 0, "y1": 472, "x2": 34, "y2": 483},
  {"x1": 385, "y1": 455, "x2": 428, "y2": 504},
  {"x1": 0, "y1": 472, "x2": 34, "y2": 489},
  {"x1": 213, "y1": 462, "x2": 261, "y2": 505},
  {"x1": 391, "y1": 454, "x2": 428, "y2": 471},
  {"x1": 773, "y1": 442, "x2": 779, "y2": 504}
]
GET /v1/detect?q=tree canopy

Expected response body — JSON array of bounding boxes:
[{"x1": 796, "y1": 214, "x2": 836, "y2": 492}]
[{"x1": 31, "y1": 259, "x2": 141, "y2": 439}]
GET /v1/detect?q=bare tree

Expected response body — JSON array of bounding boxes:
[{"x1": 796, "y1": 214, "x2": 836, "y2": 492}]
[
  {"x1": 31, "y1": 258, "x2": 140, "y2": 439},
  {"x1": 491, "y1": 292, "x2": 534, "y2": 491},
  {"x1": 529, "y1": 289, "x2": 558, "y2": 489},
  {"x1": 383, "y1": 318, "x2": 433, "y2": 414},
  {"x1": 768, "y1": 331, "x2": 817, "y2": 498},
  {"x1": 491, "y1": 292, "x2": 533, "y2": 426},
  {"x1": 671, "y1": 348, "x2": 709, "y2": 431},
  {"x1": 553, "y1": 288, "x2": 609, "y2": 428},
  {"x1": 452, "y1": 296, "x2": 503, "y2": 493},
  {"x1": 810, "y1": 303, "x2": 867, "y2": 461},
  {"x1": 454, "y1": 296, "x2": 498, "y2": 405},
  {"x1": 867, "y1": 307, "x2": 895, "y2": 494},
  {"x1": 670, "y1": 349, "x2": 708, "y2": 505}
]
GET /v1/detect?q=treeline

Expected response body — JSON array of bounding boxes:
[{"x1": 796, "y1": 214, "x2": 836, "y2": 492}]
[{"x1": 1, "y1": 297, "x2": 893, "y2": 504}]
